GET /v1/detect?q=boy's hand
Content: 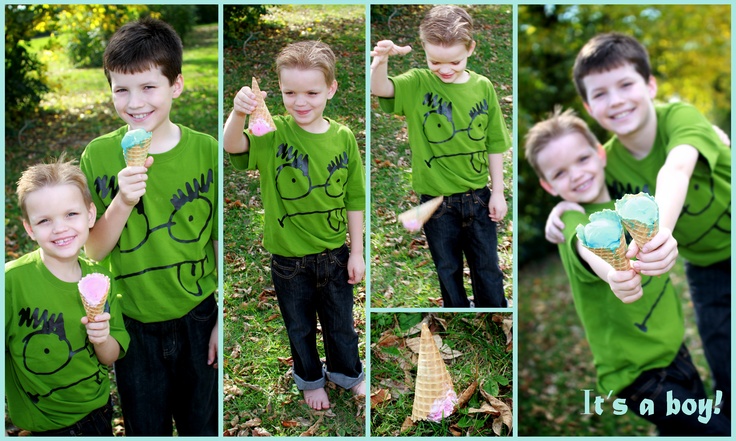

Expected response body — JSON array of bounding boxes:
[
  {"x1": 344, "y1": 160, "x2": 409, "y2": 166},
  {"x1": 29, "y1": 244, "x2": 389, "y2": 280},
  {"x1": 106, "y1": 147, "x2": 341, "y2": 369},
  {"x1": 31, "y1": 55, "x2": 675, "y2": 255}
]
[
  {"x1": 627, "y1": 227, "x2": 678, "y2": 276},
  {"x1": 233, "y1": 86, "x2": 267, "y2": 117},
  {"x1": 488, "y1": 192, "x2": 507, "y2": 222},
  {"x1": 607, "y1": 269, "x2": 643, "y2": 303},
  {"x1": 370, "y1": 40, "x2": 412, "y2": 69},
  {"x1": 545, "y1": 201, "x2": 585, "y2": 244},
  {"x1": 82, "y1": 313, "x2": 111, "y2": 345},
  {"x1": 207, "y1": 323, "x2": 218, "y2": 369},
  {"x1": 117, "y1": 156, "x2": 154, "y2": 206},
  {"x1": 347, "y1": 251, "x2": 365, "y2": 284}
]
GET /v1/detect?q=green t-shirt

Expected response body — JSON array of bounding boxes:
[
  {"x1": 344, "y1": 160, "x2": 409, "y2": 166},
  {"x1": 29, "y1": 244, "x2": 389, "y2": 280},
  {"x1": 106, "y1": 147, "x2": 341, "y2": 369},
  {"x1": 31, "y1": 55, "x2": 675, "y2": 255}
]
[
  {"x1": 558, "y1": 202, "x2": 684, "y2": 394},
  {"x1": 604, "y1": 102, "x2": 731, "y2": 266},
  {"x1": 229, "y1": 115, "x2": 365, "y2": 257},
  {"x1": 5, "y1": 250, "x2": 130, "y2": 432},
  {"x1": 378, "y1": 69, "x2": 511, "y2": 196},
  {"x1": 80, "y1": 125, "x2": 218, "y2": 322}
]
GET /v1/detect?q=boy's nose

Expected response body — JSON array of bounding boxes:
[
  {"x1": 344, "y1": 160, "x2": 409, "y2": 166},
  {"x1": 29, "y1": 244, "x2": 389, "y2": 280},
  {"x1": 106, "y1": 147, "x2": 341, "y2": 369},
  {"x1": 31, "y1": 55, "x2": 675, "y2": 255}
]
[{"x1": 128, "y1": 91, "x2": 145, "y2": 109}]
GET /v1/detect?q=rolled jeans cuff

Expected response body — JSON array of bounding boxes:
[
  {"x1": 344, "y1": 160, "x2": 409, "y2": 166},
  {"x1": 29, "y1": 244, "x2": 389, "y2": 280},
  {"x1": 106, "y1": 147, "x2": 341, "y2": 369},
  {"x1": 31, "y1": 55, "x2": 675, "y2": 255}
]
[
  {"x1": 293, "y1": 366, "x2": 327, "y2": 391},
  {"x1": 327, "y1": 362, "x2": 365, "y2": 389}
]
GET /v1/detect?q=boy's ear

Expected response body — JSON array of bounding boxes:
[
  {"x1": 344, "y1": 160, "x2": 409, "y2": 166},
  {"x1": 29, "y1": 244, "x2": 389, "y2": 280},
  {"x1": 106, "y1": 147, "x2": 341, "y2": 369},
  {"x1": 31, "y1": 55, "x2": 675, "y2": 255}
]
[
  {"x1": 87, "y1": 203, "x2": 97, "y2": 229},
  {"x1": 327, "y1": 80, "x2": 338, "y2": 99},
  {"x1": 647, "y1": 75, "x2": 657, "y2": 99},
  {"x1": 539, "y1": 178, "x2": 558, "y2": 196},
  {"x1": 467, "y1": 40, "x2": 476, "y2": 56},
  {"x1": 583, "y1": 101, "x2": 592, "y2": 117},
  {"x1": 172, "y1": 74, "x2": 184, "y2": 98},
  {"x1": 596, "y1": 143, "x2": 607, "y2": 166},
  {"x1": 22, "y1": 219, "x2": 35, "y2": 241}
]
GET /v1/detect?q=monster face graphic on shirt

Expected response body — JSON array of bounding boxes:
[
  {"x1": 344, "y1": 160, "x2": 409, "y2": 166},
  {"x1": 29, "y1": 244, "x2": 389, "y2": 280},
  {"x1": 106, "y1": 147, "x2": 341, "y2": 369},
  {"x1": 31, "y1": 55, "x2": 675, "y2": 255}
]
[
  {"x1": 17, "y1": 307, "x2": 102, "y2": 403},
  {"x1": 274, "y1": 142, "x2": 348, "y2": 231},
  {"x1": 92, "y1": 169, "x2": 215, "y2": 296},
  {"x1": 421, "y1": 92, "x2": 489, "y2": 172},
  {"x1": 677, "y1": 167, "x2": 731, "y2": 249}
]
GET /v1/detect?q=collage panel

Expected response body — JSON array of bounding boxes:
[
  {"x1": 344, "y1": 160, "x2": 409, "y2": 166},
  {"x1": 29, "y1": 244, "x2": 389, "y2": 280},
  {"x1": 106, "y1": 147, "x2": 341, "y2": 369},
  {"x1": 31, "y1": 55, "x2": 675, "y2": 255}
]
[
  {"x1": 370, "y1": 311, "x2": 513, "y2": 436},
  {"x1": 369, "y1": 4, "x2": 514, "y2": 309},
  {"x1": 517, "y1": 4, "x2": 731, "y2": 436},
  {"x1": 4, "y1": 4, "x2": 219, "y2": 437},
  {"x1": 221, "y1": 5, "x2": 368, "y2": 437}
]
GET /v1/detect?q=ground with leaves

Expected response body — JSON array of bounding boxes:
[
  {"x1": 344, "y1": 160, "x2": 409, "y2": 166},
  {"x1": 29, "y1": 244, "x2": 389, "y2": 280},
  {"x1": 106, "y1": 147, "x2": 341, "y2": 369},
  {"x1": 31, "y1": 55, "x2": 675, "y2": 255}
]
[
  {"x1": 369, "y1": 5, "x2": 514, "y2": 307},
  {"x1": 370, "y1": 313, "x2": 513, "y2": 436}
]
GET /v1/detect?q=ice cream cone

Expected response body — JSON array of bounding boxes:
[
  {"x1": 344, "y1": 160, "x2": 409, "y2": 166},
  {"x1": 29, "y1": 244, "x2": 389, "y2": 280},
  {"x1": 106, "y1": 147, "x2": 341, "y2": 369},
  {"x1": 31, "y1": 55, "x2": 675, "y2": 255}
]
[
  {"x1": 248, "y1": 77, "x2": 276, "y2": 136},
  {"x1": 121, "y1": 129, "x2": 152, "y2": 167},
  {"x1": 412, "y1": 323, "x2": 456, "y2": 422},
  {"x1": 583, "y1": 231, "x2": 631, "y2": 271},
  {"x1": 615, "y1": 193, "x2": 659, "y2": 249},
  {"x1": 78, "y1": 273, "x2": 110, "y2": 322},
  {"x1": 398, "y1": 196, "x2": 444, "y2": 232}
]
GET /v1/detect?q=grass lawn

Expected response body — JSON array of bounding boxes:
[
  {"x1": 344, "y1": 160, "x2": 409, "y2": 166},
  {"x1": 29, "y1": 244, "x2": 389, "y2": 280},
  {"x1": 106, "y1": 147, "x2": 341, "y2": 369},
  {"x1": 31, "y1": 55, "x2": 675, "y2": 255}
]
[
  {"x1": 369, "y1": 5, "x2": 514, "y2": 307},
  {"x1": 222, "y1": 5, "x2": 367, "y2": 437}
]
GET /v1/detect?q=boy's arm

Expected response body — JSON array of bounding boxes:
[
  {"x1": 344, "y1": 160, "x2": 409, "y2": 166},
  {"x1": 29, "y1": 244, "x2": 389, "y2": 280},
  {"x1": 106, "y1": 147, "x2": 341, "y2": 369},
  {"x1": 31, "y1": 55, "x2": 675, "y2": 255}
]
[
  {"x1": 370, "y1": 40, "x2": 411, "y2": 98},
  {"x1": 346, "y1": 210, "x2": 365, "y2": 284},
  {"x1": 575, "y1": 241, "x2": 643, "y2": 303},
  {"x1": 545, "y1": 202, "x2": 586, "y2": 244},
  {"x1": 223, "y1": 86, "x2": 263, "y2": 154},
  {"x1": 85, "y1": 157, "x2": 154, "y2": 262},
  {"x1": 488, "y1": 153, "x2": 507, "y2": 221},
  {"x1": 82, "y1": 313, "x2": 121, "y2": 366},
  {"x1": 654, "y1": 144, "x2": 699, "y2": 232}
]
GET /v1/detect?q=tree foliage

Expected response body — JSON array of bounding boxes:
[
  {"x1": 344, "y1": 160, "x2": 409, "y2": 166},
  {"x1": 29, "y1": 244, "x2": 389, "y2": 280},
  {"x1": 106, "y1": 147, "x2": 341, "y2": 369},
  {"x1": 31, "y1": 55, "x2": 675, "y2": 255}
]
[{"x1": 518, "y1": 4, "x2": 731, "y2": 264}]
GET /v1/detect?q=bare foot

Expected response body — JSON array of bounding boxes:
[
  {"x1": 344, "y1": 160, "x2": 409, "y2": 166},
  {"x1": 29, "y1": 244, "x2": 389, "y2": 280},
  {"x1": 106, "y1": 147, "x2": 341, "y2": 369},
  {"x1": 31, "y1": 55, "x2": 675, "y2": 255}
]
[
  {"x1": 304, "y1": 387, "x2": 330, "y2": 410},
  {"x1": 350, "y1": 380, "x2": 366, "y2": 397}
]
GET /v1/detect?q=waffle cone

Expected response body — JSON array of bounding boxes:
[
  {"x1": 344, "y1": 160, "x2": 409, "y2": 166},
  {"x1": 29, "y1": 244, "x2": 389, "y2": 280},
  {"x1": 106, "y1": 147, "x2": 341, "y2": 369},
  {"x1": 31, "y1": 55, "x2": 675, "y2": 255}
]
[
  {"x1": 124, "y1": 137, "x2": 151, "y2": 167},
  {"x1": 80, "y1": 291, "x2": 108, "y2": 322},
  {"x1": 398, "y1": 196, "x2": 444, "y2": 232},
  {"x1": 248, "y1": 77, "x2": 276, "y2": 136},
  {"x1": 412, "y1": 323, "x2": 455, "y2": 422},
  {"x1": 583, "y1": 231, "x2": 631, "y2": 271},
  {"x1": 621, "y1": 218, "x2": 659, "y2": 249}
]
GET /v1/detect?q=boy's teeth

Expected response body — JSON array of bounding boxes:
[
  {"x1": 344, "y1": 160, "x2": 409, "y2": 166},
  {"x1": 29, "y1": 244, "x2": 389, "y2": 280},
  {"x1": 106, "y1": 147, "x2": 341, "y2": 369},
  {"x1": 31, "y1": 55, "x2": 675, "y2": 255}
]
[
  {"x1": 612, "y1": 110, "x2": 632, "y2": 120},
  {"x1": 54, "y1": 237, "x2": 73, "y2": 246},
  {"x1": 131, "y1": 113, "x2": 150, "y2": 120}
]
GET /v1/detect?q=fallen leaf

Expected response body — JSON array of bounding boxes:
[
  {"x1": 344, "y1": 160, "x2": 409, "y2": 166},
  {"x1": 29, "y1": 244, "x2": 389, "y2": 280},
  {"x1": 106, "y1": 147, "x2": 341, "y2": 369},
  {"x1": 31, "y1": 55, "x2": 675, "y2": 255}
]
[
  {"x1": 244, "y1": 418, "x2": 262, "y2": 428},
  {"x1": 400, "y1": 416, "x2": 414, "y2": 433},
  {"x1": 370, "y1": 388, "x2": 391, "y2": 408},
  {"x1": 278, "y1": 356, "x2": 294, "y2": 366},
  {"x1": 376, "y1": 332, "x2": 402, "y2": 348},
  {"x1": 282, "y1": 420, "x2": 300, "y2": 428},
  {"x1": 449, "y1": 424, "x2": 463, "y2": 436},
  {"x1": 252, "y1": 427, "x2": 272, "y2": 437},
  {"x1": 299, "y1": 415, "x2": 323, "y2": 437},
  {"x1": 468, "y1": 402, "x2": 501, "y2": 416},
  {"x1": 454, "y1": 380, "x2": 478, "y2": 410}
]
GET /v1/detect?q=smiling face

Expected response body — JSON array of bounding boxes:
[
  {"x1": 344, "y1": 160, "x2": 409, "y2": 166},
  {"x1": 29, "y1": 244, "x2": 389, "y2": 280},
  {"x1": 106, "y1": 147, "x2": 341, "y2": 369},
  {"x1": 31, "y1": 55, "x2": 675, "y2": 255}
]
[
  {"x1": 110, "y1": 66, "x2": 183, "y2": 136},
  {"x1": 22, "y1": 184, "x2": 96, "y2": 271},
  {"x1": 423, "y1": 41, "x2": 475, "y2": 84},
  {"x1": 279, "y1": 67, "x2": 337, "y2": 133},
  {"x1": 582, "y1": 63, "x2": 657, "y2": 140},
  {"x1": 536, "y1": 131, "x2": 609, "y2": 204}
]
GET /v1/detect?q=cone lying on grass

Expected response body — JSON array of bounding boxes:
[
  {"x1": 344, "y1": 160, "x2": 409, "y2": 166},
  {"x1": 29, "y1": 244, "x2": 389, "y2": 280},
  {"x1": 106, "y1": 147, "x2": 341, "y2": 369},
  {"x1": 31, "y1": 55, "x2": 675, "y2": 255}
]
[
  {"x1": 78, "y1": 273, "x2": 110, "y2": 322},
  {"x1": 398, "y1": 196, "x2": 444, "y2": 232},
  {"x1": 411, "y1": 322, "x2": 457, "y2": 422},
  {"x1": 615, "y1": 192, "x2": 659, "y2": 249},
  {"x1": 576, "y1": 210, "x2": 631, "y2": 271},
  {"x1": 248, "y1": 77, "x2": 276, "y2": 136}
]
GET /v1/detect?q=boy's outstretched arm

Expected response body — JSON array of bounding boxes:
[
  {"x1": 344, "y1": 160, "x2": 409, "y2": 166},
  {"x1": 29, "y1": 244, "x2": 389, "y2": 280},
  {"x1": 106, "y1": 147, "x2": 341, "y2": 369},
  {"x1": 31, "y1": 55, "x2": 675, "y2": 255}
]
[
  {"x1": 488, "y1": 153, "x2": 507, "y2": 221},
  {"x1": 86, "y1": 156, "x2": 154, "y2": 262},
  {"x1": 576, "y1": 242, "x2": 643, "y2": 303},
  {"x1": 223, "y1": 86, "x2": 265, "y2": 154},
  {"x1": 545, "y1": 201, "x2": 586, "y2": 244},
  {"x1": 654, "y1": 144, "x2": 699, "y2": 232},
  {"x1": 346, "y1": 210, "x2": 365, "y2": 284},
  {"x1": 370, "y1": 40, "x2": 411, "y2": 97}
]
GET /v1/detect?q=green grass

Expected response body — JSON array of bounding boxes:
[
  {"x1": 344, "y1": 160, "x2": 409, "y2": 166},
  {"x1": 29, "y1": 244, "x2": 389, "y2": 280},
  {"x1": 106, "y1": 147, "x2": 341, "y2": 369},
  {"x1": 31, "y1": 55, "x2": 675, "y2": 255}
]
[
  {"x1": 517, "y1": 255, "x2": 710, "y2": 436},
  {"x1": 222, "y1": 6, "x2": 367, "y2": 436},
  {"x1": 369, "y1": 5, "x2": 514, "y2": 307},
  {"x1": 370, "y1": 312, "x2": 513, "y2": 436}
]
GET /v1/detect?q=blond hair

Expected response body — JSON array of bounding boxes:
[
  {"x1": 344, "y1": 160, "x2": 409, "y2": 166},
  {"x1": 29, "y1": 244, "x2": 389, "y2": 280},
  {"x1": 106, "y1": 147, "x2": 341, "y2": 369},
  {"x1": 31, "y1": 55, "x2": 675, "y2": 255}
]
[
  {"x1": 276, "y1": 41, "x2": 336, "y2": 85},
  {"x1": 419, "y1": 5, "x2": 474, "y2": 48},
  {"x1": 524, "y1": 106, "x2": 601, "y2": 179},
  {"x1": 16, "y1": 154, "x2": 93, "y2": 221}
]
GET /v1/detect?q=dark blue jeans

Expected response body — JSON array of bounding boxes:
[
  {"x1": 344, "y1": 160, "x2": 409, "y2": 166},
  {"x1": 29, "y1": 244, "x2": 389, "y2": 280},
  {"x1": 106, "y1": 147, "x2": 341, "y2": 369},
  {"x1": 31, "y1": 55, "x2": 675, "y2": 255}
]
[
  {"x1": 32, "y1": 398, "x2": 113, "y2": 436},
  {"x1": 421, "y1": 186, "x2": 506, "y2": 308},
  {"x1": 618, "y1": 344, "x2": 730, "y2": 435},
  {"x1": 114, "y1": 294, "x2": 218, "y2": 436},
  {"x1": 271, "y1": 244, "x2": 363, "y2": 390},
  {"x1": 685, "y1": 258, "x2": 731, "y2": 419}
]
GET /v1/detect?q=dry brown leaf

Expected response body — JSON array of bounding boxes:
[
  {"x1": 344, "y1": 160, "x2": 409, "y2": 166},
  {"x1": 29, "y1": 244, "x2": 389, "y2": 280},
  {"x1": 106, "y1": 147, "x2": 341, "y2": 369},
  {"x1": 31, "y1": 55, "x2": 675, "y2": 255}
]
[
  {"x1": 468, "y1": 402, "x2": 501, "y2": 417},
  {"x1": 252, "y1": 427, "x2": 272, "y2": 437},
  {"x1": 400, "y1": 416, "x2": 415, "y2": 433},
  {"x1": 282, "y1": 420, "x2": 300, "y2": 428},
  {"x1": 454, "y1": 380, "x2": 478, "y2": 410},
  {"x1": 299, "y1": 415, "x2": 323, "y2": 437},
  {"x1": 244, "y1": 418, "x2": 262, "y2": 428},
  {"x1": 376, "y1": 331, "x2": 402, "y2": 348},
  {"x1": 278, "y1": 356, "x2": 294, "y2": 366},
  {"x1": 370, "y1": 388, "x2": 391, "y2": 408},
  {"x1": 449, "y1": 424, "x2": 463, "y2": 436}
]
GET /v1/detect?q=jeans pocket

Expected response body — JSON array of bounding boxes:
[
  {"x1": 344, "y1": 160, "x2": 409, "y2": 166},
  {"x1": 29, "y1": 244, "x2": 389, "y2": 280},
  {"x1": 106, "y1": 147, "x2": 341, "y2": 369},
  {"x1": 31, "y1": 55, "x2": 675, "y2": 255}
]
[
  {"x1": 189, "y1": 294, "x2": 217, "y2": 322},
  {"x1": 271, "y1": 256, "x2": 301, "y2": 280}
]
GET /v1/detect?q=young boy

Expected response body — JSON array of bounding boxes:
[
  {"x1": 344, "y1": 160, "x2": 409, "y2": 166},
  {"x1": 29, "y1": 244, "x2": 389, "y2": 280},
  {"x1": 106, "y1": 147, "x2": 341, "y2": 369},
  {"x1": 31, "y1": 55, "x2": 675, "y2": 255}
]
[
  {"x1": 79, "y1": 18, "x2": 218, "y2": 435},
  {"x1": 524, "y1": 108, "x2": 729, "y2": 435},
  {"x1": 547, "y1": 32, "x2": 731, "y2": 416},
  {"x1": 5, "y1": 157, "x2": 129, "y2": 436},
  {"x1": 223, "y1": 40, "x2": 366, "y2": 410},
  {"x1": 371, "y1": 5, "x2": 511, "y2": 308}
]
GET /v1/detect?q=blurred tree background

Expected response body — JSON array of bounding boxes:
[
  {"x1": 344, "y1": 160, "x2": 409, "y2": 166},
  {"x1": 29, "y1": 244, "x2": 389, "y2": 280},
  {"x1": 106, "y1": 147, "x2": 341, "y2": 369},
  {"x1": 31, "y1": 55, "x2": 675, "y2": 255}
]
[{"x1": 518, "y1": 4, "x2": 731, "y2": 264}]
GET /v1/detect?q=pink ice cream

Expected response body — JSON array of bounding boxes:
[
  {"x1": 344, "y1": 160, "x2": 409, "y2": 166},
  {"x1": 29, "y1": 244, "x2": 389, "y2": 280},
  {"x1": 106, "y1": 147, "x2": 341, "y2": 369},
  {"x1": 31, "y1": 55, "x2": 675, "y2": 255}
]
[
  {"x1": 427, "y1": 388, "x2": 458, "y2": 422},
  {"x1": 78, "y1": 273, "x2": 110, "y2": 305},
  {"x1": 402, "y1": 218, "x2": 421, "y2": 232},
  {"x1": 249, "y1": 119, "x2": 276, "y2": 136}
]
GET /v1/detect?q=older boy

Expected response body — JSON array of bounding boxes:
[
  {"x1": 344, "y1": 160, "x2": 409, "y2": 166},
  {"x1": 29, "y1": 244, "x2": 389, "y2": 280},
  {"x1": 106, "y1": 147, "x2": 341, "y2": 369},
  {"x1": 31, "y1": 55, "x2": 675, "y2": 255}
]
[
  {"x1": 79, "y1": 18, "x2": 218, "y2": 435},
  {"x1": 223, "y1": 41, "x2": 365, "y2": 410},
  {"x1": 5, "y1": 157, "x2": 129, "y2": 435},
  {"x1": 371, "y1": 5, "x2": 511, "y2": 307},
  {"x1": 524, "y1": 107, "x2": 729, "y2": 435},
  {"x1": 548, "y1": 32, "x2": 731, "y2": 416}
]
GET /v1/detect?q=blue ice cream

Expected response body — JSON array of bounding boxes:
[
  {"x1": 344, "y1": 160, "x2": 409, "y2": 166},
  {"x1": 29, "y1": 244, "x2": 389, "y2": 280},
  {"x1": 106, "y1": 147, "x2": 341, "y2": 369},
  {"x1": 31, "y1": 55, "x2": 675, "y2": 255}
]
[
  {"x1": 615, "y1": 193, "x2": 658, "y2": 224},
  {"x1": 576, "y1": 210, "x2": 624, "y2": 249},
  {"x1": 121, "y1": 129, "x2": 152, "y2": 153}
]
